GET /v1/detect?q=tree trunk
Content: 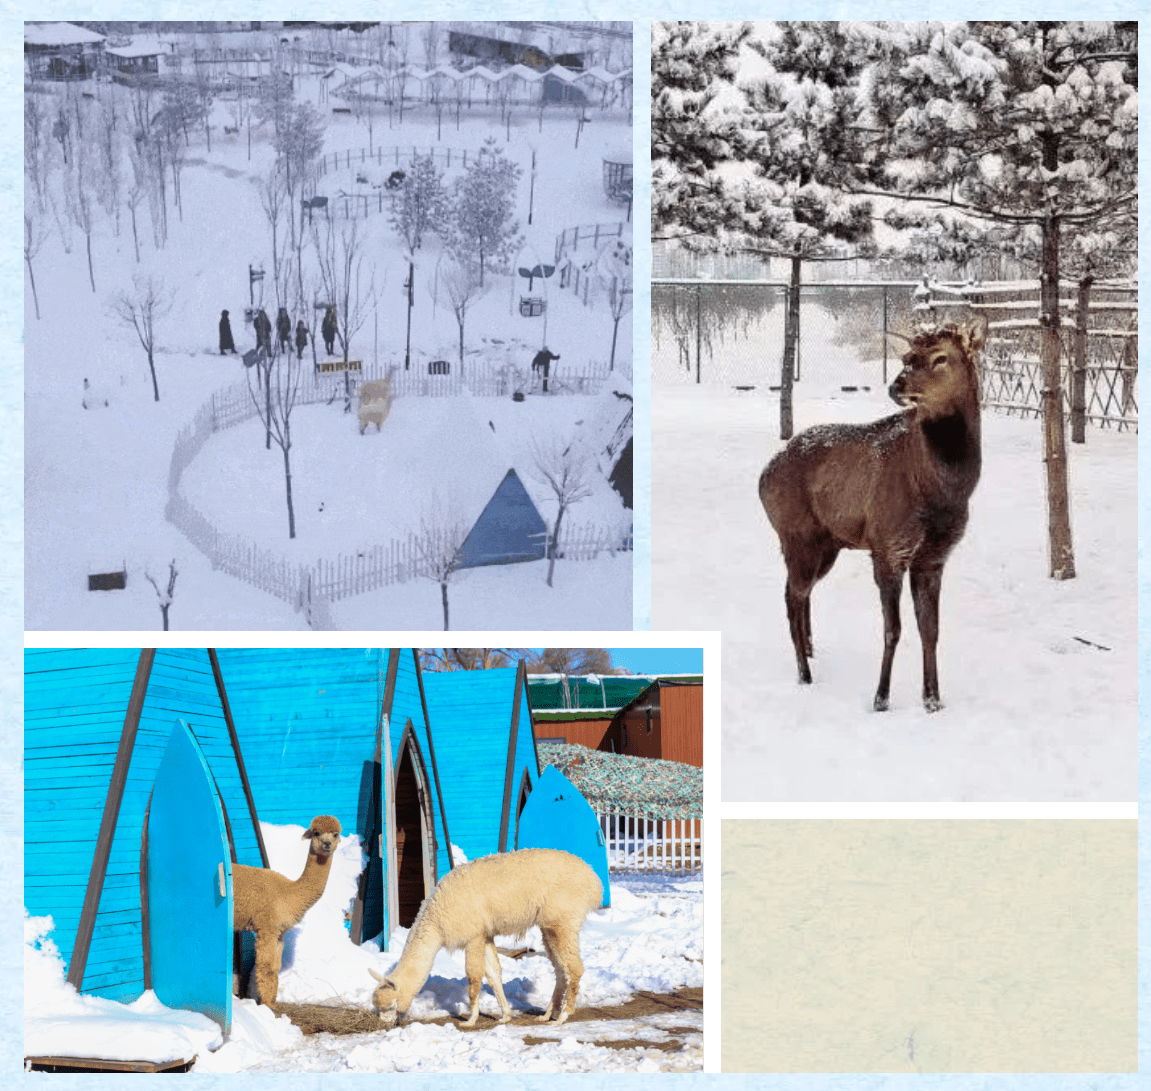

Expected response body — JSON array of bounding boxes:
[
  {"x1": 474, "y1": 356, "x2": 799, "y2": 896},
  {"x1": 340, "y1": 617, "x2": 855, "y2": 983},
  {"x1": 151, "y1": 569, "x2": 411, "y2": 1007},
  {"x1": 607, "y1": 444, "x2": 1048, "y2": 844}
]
[
  {"x1": 779, "y1": 253, "x2": 801, "y2": 441},
  {"x1": 130, "y1": 204, "x2": 140, "y2": 263},
  {"x1": 547, "y1": 503, "x2": 567, "y2": 588},
  {"x1": 282, "y1": 444, "x2": 296, "y2": 539},
  {"x1": 26, "y1": 257, "x2": 40, "y2": 320},
  {"x1": 440, "y1": 580, "x2": 450, "y2": 630},
  {"x1": 159, "y1": 602, "x2": 170, "y2": 632},
  {"x1": 1039, "y1": 211, "x2": 1075, "y2": 579},
  {"x1": 610, "y1": 313, "x2": 620, "y2": 370},
  {"x1": 1070, "y1": 277, "x2": 1091, "y2": 444},
  {"x1": 86, "y1": 232, "x2": 96, "y2": 293},
  {"x1": 147, "y1": 347, "x2": 160, "y2": 402}
]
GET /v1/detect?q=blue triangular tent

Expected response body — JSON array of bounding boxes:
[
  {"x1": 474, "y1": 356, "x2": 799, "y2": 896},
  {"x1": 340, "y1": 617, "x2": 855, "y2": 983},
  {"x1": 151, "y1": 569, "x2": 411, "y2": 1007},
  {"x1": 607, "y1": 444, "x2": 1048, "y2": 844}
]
[
  {"x1": 515, "y1": 765, "x2": 611, "y2": 908},
  {"x1": 457, "y1": 468, "x2": 547, "y2": 569}
]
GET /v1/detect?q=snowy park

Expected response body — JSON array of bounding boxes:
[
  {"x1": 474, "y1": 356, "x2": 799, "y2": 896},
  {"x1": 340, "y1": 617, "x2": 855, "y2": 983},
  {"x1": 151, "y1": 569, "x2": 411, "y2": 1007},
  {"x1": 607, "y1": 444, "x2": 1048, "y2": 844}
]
[
  {"x1": 24, "y1": 20, "x2": 635, "y2": 631},
  {"x1": 651, "y1": 21, "x2": 1138, "y2": 802},
  {"x1": 26, "y1": 822, "x2": 702, "y2": 1074}
]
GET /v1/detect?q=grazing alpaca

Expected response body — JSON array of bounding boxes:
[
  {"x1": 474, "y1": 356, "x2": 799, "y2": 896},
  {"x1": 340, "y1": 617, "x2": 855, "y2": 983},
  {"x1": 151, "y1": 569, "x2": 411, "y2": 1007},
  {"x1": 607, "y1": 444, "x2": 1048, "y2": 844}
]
[
  {"x1": 369, "y1": 848, "x2": 603, "y2": 1028},
  {"x1": 233, "y1": 815, "x2": 342, "y2": 1007}
]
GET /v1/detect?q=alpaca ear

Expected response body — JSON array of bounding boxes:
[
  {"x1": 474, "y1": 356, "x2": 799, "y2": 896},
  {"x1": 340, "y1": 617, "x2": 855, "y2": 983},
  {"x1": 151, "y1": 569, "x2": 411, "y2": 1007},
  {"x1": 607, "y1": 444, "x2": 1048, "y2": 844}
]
[
  {"x1": 368, "y1": 967, "x2": 386, "y2": 983},
  {"x1": 302, "y1": 828, "x2": 312, "y2": 840}
]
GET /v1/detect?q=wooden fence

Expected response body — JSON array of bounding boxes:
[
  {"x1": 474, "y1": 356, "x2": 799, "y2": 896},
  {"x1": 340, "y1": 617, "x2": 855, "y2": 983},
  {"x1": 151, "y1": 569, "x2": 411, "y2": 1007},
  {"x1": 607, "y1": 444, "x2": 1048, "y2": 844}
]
[
  {"x1": 597, "y1": 812, "x2": 703, "y2": 874},
  {"x1": 554, "y1": 222, "x2": 628, "y2": 264}
]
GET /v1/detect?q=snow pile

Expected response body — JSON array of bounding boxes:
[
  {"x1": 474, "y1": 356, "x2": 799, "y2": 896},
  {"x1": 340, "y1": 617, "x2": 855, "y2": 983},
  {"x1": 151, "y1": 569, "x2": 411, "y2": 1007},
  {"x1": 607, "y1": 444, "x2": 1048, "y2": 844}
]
[
  {"x1": 24, "y1": 822, "x2": 701, "y2": 1073},
  {"x1": 24, "y1": 912, "x2": 223, "y2": 1065},
  {"x1": 539, "y1": 744, "x2": 703, "y2": 818}
]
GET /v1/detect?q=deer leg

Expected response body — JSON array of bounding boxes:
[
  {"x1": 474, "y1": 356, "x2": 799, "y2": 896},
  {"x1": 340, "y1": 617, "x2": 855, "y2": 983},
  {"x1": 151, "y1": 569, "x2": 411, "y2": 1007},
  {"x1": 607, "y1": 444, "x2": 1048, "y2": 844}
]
[
  {"x1": 910, "y1": 563, "x2": 945, "y2": 712},
  {"x1": 871, "y1": 555, "x2": 905, "y2": 712},
  {"x1": 784, "y1": 580, "x2": 813, "y2": 683}
]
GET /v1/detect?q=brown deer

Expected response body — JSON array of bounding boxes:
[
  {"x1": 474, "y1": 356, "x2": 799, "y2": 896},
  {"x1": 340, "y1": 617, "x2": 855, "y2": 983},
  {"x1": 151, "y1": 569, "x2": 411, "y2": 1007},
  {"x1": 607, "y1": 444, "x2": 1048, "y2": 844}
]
[{"x1": 758, "y1": 316, "x2": 988, "y2": 712}]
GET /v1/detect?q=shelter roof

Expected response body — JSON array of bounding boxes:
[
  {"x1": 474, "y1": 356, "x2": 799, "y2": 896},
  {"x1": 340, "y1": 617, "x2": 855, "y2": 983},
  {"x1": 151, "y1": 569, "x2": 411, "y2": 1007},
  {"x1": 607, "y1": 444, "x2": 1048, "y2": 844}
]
[{"x1": 537, "y1": 742, "x2": 702, "y2": 818}]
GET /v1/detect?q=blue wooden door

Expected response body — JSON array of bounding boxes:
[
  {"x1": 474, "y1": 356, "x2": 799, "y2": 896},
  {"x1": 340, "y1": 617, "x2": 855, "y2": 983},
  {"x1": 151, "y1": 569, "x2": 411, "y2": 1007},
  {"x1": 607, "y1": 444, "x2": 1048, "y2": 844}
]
[
  {"x1": 147, "y1": 720, "x2": 233, "y2": 1032},
  {"x1": 515, "y1": 765, "x2": 611, "y2": 908}
]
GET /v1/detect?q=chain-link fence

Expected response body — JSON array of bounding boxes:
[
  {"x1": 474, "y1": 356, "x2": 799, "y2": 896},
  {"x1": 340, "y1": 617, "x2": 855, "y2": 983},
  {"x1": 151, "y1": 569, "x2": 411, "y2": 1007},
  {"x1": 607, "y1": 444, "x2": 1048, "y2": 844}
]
[{"x1": 652, "y1": 278, "x2": 1138, "y2": 432}]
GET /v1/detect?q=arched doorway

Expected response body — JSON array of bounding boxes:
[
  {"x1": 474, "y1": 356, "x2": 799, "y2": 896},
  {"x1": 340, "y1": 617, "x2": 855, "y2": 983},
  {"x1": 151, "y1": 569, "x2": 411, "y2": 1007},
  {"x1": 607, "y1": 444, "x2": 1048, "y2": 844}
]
[
  {"x1": 394, "y1": 725, "x2": 436, "y2": 927},
  {"x1": 514, "y1": 767, "x2": 533, "y2": 849}
]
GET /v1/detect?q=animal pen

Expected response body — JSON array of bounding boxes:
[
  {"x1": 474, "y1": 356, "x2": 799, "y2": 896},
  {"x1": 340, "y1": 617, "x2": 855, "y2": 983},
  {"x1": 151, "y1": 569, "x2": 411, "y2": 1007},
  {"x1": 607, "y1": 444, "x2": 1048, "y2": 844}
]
[{"x1": 651, "y1": 277, "x2": 1139, "y2": 435}]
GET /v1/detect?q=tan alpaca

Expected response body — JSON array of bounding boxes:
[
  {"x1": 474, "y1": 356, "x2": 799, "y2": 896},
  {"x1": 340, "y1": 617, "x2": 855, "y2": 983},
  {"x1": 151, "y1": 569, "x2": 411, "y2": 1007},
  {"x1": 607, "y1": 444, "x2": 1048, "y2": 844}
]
[
  {"x1": 369, "y1": 848, "x2": 603, "y2": 1028},
  {"x1": 233, "y1": 815, "x2": 342, "y2": 1007}
]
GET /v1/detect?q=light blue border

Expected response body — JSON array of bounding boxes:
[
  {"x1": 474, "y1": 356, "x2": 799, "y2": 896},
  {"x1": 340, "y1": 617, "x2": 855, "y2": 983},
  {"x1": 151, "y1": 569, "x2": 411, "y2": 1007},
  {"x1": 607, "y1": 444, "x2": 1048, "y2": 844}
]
[{"x1": 7, "y1": 2, "x2": 1148, "y2": 1086}]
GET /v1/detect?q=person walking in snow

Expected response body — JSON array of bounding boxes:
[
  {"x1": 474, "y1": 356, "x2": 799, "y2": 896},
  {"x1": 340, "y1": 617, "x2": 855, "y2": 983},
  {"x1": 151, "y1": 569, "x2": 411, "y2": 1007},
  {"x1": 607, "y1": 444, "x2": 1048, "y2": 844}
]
[
  {"x1": 321, "y1": 306, "x2": 338, "y2": 355},
  {"x1": 254, "y1": 308, "x2": 272, "y2": 354},
  {"x1": 295, "y1": 319, "x2": 309, "y2": 361},
  {"x1": 219, "y1": 309, "x2": 236, "y2": 355},
  {"x1": 276, "y1": 307, "x2": 292, "y2": 354},
  {"x1": 531, "y1": 346, "x2": 561, "y2": 393}
]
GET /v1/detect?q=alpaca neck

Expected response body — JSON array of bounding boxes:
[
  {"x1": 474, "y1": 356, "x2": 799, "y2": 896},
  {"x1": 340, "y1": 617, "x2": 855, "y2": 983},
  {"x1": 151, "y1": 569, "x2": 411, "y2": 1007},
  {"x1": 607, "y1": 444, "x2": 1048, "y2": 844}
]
[
  {"x1": 293, "y1": 850, "x2": 333, "y2": 912},
  {"x1": 392, "y1": 920, "x2": 444, "y2": 1009}
]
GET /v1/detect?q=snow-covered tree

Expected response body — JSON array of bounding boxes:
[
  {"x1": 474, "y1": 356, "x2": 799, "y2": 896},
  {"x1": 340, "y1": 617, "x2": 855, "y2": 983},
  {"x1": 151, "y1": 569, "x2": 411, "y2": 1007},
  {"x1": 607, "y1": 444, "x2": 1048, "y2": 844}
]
[
  {"x1": 847, "y1": 20, "x2": 1138, "y2": 580},
  {"x1": 310, "y1": 215, "x2": 376, "y2": 366},
  {"x1": 389, "y1": 154, "x2": 448, "y2": 252},
  {"x1": 275, "y1": 101, "x2": 325, "y2": 235},
  {"x1": 109, "y1": 275, "x2": 173, "y2": 402},
  {"x1": 24, "y1": 92, "x2": 53, "y2": 214},
  {"x1": 445, "y1": 137, "x2": 524, "y2": 287},
  {"x1": 608, "y1": 273, "x2": 632, "y2": 371},
  {"x1": 530, "y1": 432, "x2": 597, "y2": 588}
]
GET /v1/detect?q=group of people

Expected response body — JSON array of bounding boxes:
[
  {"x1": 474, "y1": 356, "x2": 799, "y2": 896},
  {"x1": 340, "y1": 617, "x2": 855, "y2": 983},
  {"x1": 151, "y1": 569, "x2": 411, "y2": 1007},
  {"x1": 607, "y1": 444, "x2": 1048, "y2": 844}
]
[{"x1": 219, "y1": 305, "x2": 339, "y2": 360}]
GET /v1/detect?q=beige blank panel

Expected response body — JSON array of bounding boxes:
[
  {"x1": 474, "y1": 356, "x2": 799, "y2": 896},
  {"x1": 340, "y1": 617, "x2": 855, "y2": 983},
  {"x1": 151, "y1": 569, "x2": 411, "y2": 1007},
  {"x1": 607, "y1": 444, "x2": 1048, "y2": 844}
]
[{"x1": 722, "y1": 820, "x2": 1136, "y2": 1072}]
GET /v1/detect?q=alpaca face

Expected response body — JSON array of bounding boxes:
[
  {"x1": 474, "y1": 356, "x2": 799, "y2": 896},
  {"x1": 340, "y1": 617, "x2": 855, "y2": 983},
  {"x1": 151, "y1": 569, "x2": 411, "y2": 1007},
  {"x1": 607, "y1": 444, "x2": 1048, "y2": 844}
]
[
  {"x1": 303, "y1": 816, "x2": 342, "y2": 859},
  {"x1": 368, "y1": 970, "x2": 403, "y2": 1027}
]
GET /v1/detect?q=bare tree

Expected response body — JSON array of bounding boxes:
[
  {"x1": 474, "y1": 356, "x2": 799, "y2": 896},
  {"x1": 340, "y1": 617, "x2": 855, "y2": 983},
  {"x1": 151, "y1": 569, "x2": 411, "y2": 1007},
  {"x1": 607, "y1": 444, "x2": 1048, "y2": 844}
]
[
  {"x1": 607, "y1": 274, "x2": 632, "y2": 371},
  {"x1": 419, "y1": 648, "x2": 527, "y2": 671},
  {"x1": 310, "y1": 215, "x2": 377, "y2": 364},
  {"x1": 412, "y1": 500, "x2": 470, "y2": 630},
  {"x1": 440, "y1": 258, "x2": 485, "y2": 375},
  {"x1": 144, "y1": 558, "x2": 178, "y2": 631},
  {"x1": 246, "y1": 348, "x2": 303, "y2": 538},
  {"x1": 523, "y1": 648, "x2": 617, "y2": 675},
  {"x1": 530, "y1": 432, "x2": 597, "y2": 587},
  {"x1": 24, "y1": 213, "x2": 46, "y2": 320},
  {"x1": 67, "y1": 135, "x2": 99, "y2": 293},
  {"x1": 109, "y1": 275, "x2": 173, "y2": 402}
]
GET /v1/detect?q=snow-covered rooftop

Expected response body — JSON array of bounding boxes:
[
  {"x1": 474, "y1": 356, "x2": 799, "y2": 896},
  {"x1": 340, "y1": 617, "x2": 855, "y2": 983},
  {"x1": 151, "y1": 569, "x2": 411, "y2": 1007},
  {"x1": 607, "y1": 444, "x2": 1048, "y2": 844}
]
[{"x1": 24, "y1": 22, "x2": 106, "y2": 47}]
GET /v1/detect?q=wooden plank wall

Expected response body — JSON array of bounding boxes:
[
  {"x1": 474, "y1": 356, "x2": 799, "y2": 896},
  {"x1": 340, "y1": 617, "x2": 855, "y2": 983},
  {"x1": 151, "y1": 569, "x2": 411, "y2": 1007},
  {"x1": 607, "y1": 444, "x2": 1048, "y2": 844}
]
[
  {"x1": 24, "y1": 648, "x2": 261, "y2": 1002},
  {"x1": 657, "y1": 684, "x2": 704, "y2": 768},
  {"x1": 532, "y1": 717, "x2": 614, "y2": 749},
  {"x1": 420, "y1": 667, "x2": 539, "y2": 864}
]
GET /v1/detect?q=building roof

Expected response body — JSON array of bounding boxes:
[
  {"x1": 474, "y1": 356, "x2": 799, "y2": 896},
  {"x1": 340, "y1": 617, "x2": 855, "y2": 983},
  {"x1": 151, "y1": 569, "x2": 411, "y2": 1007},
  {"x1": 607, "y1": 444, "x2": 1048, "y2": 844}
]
[
  {"x1": 527, "y1": 673, "x2": 701, "y2": 718},
  {"x1": 25, "y1": 22, "x2": 106, "y2": 46},
  {"x1": 537, "y1": 742, "x2": 701, "y2": 819}
]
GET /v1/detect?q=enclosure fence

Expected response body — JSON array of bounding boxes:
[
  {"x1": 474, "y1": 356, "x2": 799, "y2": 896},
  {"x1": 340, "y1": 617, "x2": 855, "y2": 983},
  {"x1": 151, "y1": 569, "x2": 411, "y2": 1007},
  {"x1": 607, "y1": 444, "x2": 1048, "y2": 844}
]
[
  {"x1": 652, "y1": 278, "x2": 1138, "y2": 432},
  {"x1": 315, "y1": 143, "x2": 486, "y2": 179},
  {"x1": 596, "y1": 811, "x2": 702, "y2": 874},
  {"x1": 166, "y1": 369, "x2": 631, "y2": 619},
  {"x1": 555, "y1": 222, "x2": 628, "y2": 264}
]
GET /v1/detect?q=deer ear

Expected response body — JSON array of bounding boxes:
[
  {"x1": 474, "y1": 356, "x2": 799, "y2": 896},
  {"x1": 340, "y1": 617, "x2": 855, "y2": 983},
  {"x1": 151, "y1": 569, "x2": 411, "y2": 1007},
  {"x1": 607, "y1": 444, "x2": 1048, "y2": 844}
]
[{"x1": 964, "y1": 314, "x2": 989, "y2": 354}]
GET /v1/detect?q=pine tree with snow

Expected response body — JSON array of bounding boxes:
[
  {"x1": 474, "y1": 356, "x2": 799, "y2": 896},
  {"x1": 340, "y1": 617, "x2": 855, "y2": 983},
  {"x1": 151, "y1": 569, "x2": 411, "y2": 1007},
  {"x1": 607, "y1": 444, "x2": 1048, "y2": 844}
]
[
  {"x1": 445, "y1": 137, "x2": 524, "y2": 288},
  {"x1": 389, "y1": 154, "x2": 448, "y2": 252},
  {"x1": 845, "y1": 20, "x2": 1138, "y2": 580}
]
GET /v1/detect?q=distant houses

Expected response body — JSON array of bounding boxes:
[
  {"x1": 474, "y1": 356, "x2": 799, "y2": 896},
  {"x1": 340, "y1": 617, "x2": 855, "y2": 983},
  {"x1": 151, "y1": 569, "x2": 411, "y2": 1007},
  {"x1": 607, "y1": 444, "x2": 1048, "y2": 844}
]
[{"x1": 24, "y1": 23, "x2": 106, "y2": 81}]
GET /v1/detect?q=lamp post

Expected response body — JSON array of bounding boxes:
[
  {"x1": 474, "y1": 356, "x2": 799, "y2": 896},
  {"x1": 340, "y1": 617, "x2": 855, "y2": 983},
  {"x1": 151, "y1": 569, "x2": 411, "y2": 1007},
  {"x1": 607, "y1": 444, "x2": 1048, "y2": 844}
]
[{"x1": 404, "y1": 258, "x2": 414, "y2": 370}]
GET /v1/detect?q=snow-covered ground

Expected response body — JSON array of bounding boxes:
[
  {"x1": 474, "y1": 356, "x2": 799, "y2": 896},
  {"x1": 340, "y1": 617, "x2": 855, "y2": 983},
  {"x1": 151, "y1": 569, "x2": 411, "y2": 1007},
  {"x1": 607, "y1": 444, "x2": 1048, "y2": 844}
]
[
  {"x1": 25, "y1": 822, "x2": 702, "y2": 1073},
  {"x1": 25, "y1": 33, "x2": 633, "y2": 631},
  {"x1": 652, "y1": 344, "x2": 1137, "y2": 803}
]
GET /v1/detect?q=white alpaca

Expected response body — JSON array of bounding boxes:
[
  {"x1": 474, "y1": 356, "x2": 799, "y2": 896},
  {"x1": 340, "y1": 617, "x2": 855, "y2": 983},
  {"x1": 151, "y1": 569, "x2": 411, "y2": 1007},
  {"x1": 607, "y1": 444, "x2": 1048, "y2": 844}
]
[
  {"x1": 233, "y1": 815, "x2": 342, "y2": 1007},
  {"x1": 369, "y1": 848, "x2": 603, "y2": 1028},
  {"x1": 357, "y1": 377, "x2": 393, "y2": 434}
]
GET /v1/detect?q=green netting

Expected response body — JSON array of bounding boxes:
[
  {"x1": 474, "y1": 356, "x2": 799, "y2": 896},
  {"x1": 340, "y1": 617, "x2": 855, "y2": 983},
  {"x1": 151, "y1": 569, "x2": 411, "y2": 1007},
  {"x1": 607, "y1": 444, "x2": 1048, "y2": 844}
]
[
  {"x1": 537, "y1": 743, "x2": 702, "y2": 820},
  {"x1": 527, "y1": 676, "x2": 654, "y2": 713}
]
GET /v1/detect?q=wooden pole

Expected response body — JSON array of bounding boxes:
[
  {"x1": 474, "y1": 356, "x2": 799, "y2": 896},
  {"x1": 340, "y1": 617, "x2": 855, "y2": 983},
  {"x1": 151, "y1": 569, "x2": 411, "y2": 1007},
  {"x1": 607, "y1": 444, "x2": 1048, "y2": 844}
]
[{"x1": 69, "y1": 649, "x2": 155, "y2": 991}]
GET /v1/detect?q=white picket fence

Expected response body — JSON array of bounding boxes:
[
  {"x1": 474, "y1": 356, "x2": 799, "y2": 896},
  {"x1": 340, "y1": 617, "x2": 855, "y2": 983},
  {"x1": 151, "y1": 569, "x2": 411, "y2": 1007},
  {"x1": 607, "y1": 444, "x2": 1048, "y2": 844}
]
[
  {"x1": 165, "y1": 374, "x2": 632, "y2": 614},
  {"x1": 596, "y1": 811, "x2": 703, "y2": 874}
]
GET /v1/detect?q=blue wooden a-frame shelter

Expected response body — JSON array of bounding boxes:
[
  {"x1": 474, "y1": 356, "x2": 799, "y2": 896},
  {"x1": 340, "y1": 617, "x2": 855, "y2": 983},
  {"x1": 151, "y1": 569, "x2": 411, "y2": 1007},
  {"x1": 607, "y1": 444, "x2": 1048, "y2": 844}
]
[
  {"x1": 419, "y1": 661, "x2": 541, "y2": 863},
  {"x1": 23, "y1": 647, "x2": 453, "y2": 1019},
  {"x1": 457, "y1": 468, "x2": 547, "y2": 568}
]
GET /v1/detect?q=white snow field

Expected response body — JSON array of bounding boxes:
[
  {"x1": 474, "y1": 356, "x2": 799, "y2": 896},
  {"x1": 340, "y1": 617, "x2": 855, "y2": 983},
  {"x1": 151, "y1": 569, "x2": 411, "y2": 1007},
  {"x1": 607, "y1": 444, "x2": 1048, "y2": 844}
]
[
  {"x1": 25, "y1": 33, "x2": 634, "y2": 631},
  {"x1": 25, "y1": 822, "x2": 703, "y2": 1073},
  {"x1": 652, "y1": 341, "x2": 1136, "y2": 803}
]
